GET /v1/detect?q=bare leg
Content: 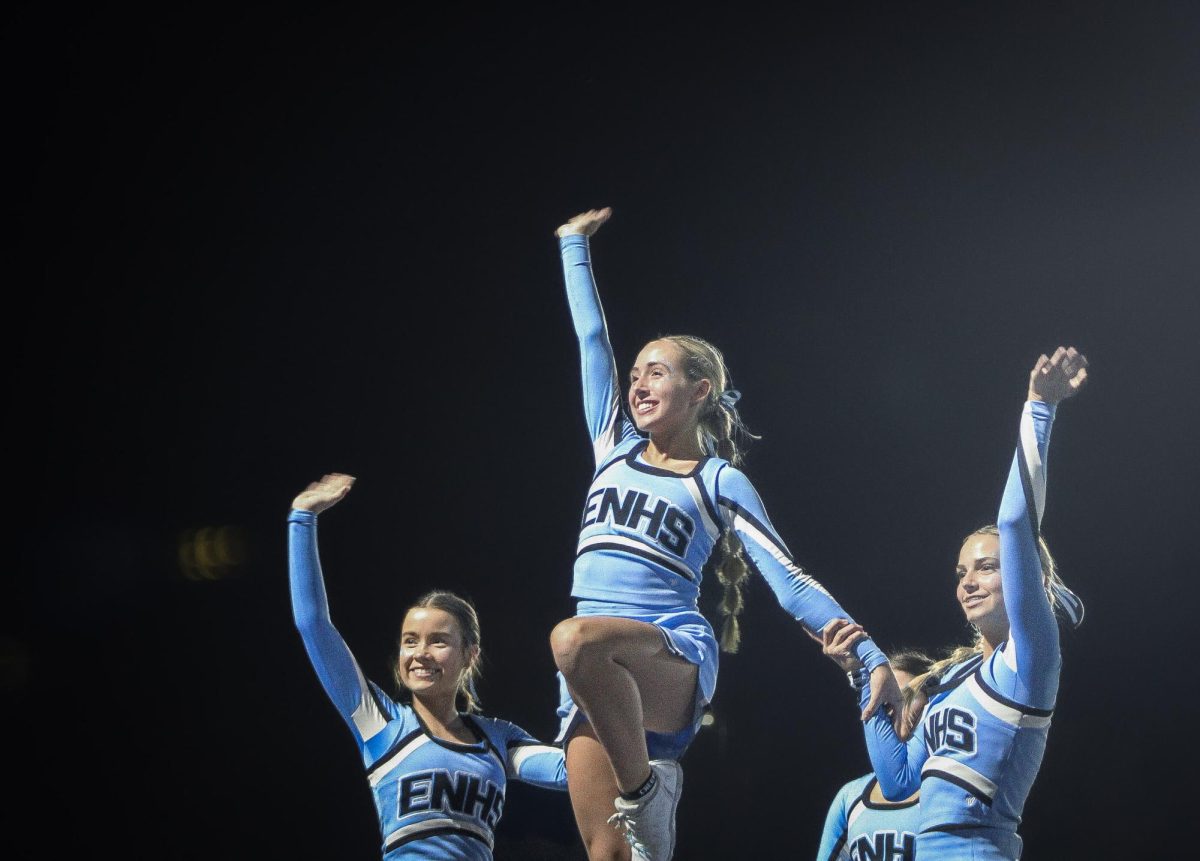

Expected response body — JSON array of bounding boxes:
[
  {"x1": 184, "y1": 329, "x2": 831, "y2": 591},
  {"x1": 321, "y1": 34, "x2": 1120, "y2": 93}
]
[
  {"x1": 550, "y1": 616, "x2": 698, "y2": 792},
  {"x1": 565, "y1": 724, "x2": 631, "y2": 861}
]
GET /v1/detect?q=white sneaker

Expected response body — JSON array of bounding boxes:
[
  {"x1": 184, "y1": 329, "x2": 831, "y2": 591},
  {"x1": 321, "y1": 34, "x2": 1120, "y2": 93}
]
[{"x1": 607, "y1": 759, "x2": 683, "y2": 861}]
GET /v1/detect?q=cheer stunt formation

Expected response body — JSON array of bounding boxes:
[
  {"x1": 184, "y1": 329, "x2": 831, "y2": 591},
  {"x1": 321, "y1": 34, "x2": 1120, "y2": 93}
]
[{"x1": 287, "y1": 207, "x2": 1089, "y2": 860}]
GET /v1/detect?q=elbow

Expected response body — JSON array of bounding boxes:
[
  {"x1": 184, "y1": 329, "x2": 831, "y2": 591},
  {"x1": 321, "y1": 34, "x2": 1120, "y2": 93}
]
[
  {"x1": 578, "y1": 328, "x2": 607, "y2": 349},
  {"x1": 873, "y1": 761, "x2": 918, "y2": 800},
  {"x1": 292, "y1": 606, "x2": 322, "y2": 635},
  {"x1": 878, "y1": 775, "x2": 917, "y2": 802}
]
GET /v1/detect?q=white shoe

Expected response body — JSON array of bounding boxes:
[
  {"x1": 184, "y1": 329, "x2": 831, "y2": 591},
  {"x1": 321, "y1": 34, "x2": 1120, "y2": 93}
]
[{"x1": 607, "y1": 759, "x2": 683, "y2": 861}]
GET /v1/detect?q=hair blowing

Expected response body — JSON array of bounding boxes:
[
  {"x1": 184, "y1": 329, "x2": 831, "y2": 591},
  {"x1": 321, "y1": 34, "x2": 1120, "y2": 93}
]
[
  {"x1": 661, "y1": 334, "x2": 760, "y2": 653},
  {"x1": 392, "y1": 590, "x2": 483, "y2": 713}
]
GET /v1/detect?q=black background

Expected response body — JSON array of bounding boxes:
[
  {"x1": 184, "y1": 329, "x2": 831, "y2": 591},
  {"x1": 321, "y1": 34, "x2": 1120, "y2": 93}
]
[{"x1": 21, "y1": 3, "x2": 1200, "y2": 858}]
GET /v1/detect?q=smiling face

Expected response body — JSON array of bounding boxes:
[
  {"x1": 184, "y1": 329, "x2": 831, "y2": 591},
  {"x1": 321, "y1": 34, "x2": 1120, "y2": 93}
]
[
  {"x1": 956, "y1": 532, "x2": 1009, "y2": 634},
  {"x1": 397, "y1": 607, "x2": 476, "y2": 700},
  {"x1": 628, "y1": 339, "x2": 711, "y2": 437}
]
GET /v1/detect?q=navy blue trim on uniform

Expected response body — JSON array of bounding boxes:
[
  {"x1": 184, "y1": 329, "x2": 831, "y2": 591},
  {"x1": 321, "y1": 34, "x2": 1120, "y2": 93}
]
[
  {"x1": 426, "y1": 732, "x2": 488, "y2": 754},
  {"x1": 716, "y1": 496, "x2": 793, "y2": 559},
  {"x1": 593, "y1": 443, "x2": 632, "y2": 480},
  {"x1": 459, "y1": 714, "x2": 493, "y2": 746},
  {"x1": 385, "y1": 825, "x2": 491, "y2": 853},
  {"x1": 410, "y1": 711, "x2": 489, "y2": 753},
  {"x1": 860, "y1": 776, "x2": 919, "y2": 810},
  {"x1": 577, "y1": 541, "x2": 696, "y2": 582},
  {"x1": 826, "y1": 831, "x2": 848, "y2": 861},
  {"x1": 366, "y1": 727, "x2": 426, "y2": 777},
  {"x1": 1015, "y1": 443, "x2": 1041, "y2": 537},
  {"x1": 923, "y1": 654, "x2": 984, "y2": 696},
  {"x1": 625, "y1": 440, "x2": 710, "y2": 478},
  {"x1": 697, "y1": 465, "x2": 723, "y2": 530},
  {"x1": 972, "y1": 666, "x2": 1054, "y2": 717},
  {"x1": 921, "y1": 822, "x2": 1012, "y2": 835},
  {"x1": 461, "y1": 715, "x2": 507, "y2": 763},
  {"x1": 366, "y1": 679, "x2": 396, "y2": 724},
  {"x1": 922, "y1": 769, "x2": 994, "y2": 806}
]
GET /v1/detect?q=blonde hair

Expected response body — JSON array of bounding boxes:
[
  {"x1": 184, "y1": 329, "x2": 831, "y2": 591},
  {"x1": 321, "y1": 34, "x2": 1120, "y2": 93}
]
[
  {"x1": 890, "y1": 649, "x2": 935, "y2": 714},
  {"x1": 660, "y1": 334, "x2": 760, "y2": 653},
  {"x1": 968, "y1": 524, "x2": 1076, "y2": 621},
  {"x1": 659, "y1": 334, "x2": 756, "y2": 467},
  {"x1": 912, "y1": 525, "x2": 1074, "y2": 693},
  {"x1": 912, "y1": 641, "x2": 986, "y2": 697},
  {"x1": 392, "y1": 590, "x2": 483, "y2": 713}
]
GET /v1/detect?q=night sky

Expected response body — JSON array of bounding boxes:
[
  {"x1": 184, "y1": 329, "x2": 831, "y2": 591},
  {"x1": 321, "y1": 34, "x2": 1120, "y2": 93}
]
[{"x1": 22, "y1": 4, "x2": 1200, "y2": 858}]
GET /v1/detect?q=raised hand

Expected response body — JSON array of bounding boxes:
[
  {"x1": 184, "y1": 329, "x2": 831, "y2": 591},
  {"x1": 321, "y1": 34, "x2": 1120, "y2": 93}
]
[
  {"x1": 555, "y1": 207, "x2": 612, "y2": 238},
  {"x1": 292, "y1": 473, "x2": 356, "y2": 514},
  {"x1": 1028, "y1": 346, "x2": 1089, "y2": 405}
]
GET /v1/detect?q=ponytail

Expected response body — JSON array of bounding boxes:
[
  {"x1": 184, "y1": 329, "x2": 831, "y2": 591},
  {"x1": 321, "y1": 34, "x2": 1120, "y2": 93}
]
[
  {"x1": 713, "y1": 529, "x2": 752, "y2": 652},
  {"x1": 657, "y1": 334, "x2": 762, "y2": 652}
]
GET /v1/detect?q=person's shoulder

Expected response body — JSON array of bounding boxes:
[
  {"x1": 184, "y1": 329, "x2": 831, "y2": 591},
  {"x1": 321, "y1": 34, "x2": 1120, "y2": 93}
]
[
  {"x1": 467, "y1": 713, "x2": 520, "y2": 740},
  {"x1": 838, "y1": 773, "x2": 874, "y2": 801},
  {"x1": 710, "y1": 461, "x2": 758, "y2": 498},
  {"x1": 472, "y1": 713, "x2": 553, "y2": 748},
  {"x1": 702, "y1": 456, "x2": 734, "y2": 478}
]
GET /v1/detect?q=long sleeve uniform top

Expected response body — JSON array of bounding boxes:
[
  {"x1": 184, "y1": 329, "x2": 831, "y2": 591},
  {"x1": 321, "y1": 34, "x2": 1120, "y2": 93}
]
[
  {"x1": 560, "y1": 233, "x2": 886, "y2": 671},
  {"x1": 289, "y1": 510, "x2": 567, "y2": 860},
  {"x1": 859, "y1": 400, "x2": 1063, "y2": 839}
]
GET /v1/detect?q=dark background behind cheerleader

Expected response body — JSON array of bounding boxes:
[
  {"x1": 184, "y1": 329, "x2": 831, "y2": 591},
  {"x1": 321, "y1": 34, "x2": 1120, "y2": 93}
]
[{"x1": 19, "y1": 3, "x2": 1199, "y2": 858}]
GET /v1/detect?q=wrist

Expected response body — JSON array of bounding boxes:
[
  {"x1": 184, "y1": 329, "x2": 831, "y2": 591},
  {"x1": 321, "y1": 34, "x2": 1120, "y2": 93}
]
[{"x1": 847, "y1": 667, "x2": 869, "y2": 690}]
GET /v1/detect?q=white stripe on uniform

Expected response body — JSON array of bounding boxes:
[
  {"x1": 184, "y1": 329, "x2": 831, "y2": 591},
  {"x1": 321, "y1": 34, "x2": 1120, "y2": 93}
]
[
  {"x1": 369, "y1": 734, "x2": 433, "y2": 788},
  {"x1": 923, "y1": 755, "x2": 998, "y2": 801},
  {"x1": 966, "y1": 674, "x2": 1052, "y2": 729}
]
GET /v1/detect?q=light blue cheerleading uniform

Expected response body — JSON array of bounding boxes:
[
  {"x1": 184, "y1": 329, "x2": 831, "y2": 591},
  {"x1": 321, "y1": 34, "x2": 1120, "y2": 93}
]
[
  {"x1": 817, "y1": 773, "x2": 920, "y2": 861},
  {"x1": 557, "y1": 233, "x2": 888, "y2": 759},
  {"x1": 859, "y1": 400, "x2": 1081, "y2": 860},
  {"x1": 289, "y1": 510, "x2": 567, "y2": 860}
]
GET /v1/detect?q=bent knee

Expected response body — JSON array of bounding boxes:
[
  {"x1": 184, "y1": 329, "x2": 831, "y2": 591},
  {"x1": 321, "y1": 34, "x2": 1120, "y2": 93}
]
[{"x1": 551, "y1": 617, "x2": 615, "y2": 674}]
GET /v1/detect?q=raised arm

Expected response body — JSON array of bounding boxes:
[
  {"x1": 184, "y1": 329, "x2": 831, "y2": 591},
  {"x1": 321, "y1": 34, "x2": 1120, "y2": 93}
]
[
  {"x1": 998, "y1": 347, "x2": 1088, "y2": 706},
  {"x1": 289, "y1": 473, "x2": 389, "y2": 744},
  {"x1": 556, "y1": 207, "x2": 640, "y2": 464}
]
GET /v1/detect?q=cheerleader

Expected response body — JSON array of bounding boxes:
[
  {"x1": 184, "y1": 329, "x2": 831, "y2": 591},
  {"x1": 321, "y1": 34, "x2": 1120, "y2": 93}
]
[
  {"x1": 551, "y1": 208, "x2": 903, "y2": 860},
  {"x1": 289, "y1": 473, "x2": 568, "y2": 860},
  {"x1": 846, "y1": 347, "x2": 1088, "y2": 859}
]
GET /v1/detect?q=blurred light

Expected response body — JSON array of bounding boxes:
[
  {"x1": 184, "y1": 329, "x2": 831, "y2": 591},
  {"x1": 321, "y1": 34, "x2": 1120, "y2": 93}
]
[{"x1": 179, "y1": 526, "x2": 247, "y2": 581}]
